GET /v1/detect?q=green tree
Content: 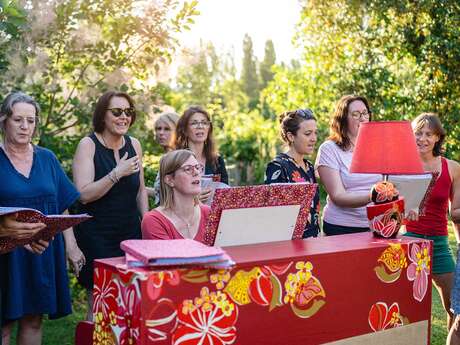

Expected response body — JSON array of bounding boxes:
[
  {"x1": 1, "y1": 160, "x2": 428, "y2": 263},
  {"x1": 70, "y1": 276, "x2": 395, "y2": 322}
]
[
  {"x1": 0, "y1": 0, "x2": 26, "y2": 71},
  {"x1": 240, "y1": 33, "x2": 259, "y2": 109},
  {"x1": 266, "y1": 0, "x2": 460, "y2": 159},
  {"x1": 0, "y1": 0, "x2": 199, "y2": 164},
  {"x1": 175, "y1": 41, "x2": 220, "y2": 108},
  {"x1": 259, "y1": 39, "x2": 276, "y2": 89}
]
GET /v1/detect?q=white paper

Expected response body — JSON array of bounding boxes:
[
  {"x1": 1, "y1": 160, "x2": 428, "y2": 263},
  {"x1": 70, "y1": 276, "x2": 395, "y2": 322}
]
[
  {"x1": 388, "y1": 174, "x2": 433, "y2": 215},
  {"x1": 214, "y1": 205, "x2": 301, "y2": 246}
]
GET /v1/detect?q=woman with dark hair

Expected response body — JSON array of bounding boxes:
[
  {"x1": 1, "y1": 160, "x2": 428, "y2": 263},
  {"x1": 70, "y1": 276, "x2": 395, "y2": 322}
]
[
  {"x1": 315, "y1": 95, "x2": 380, "y2": 236},
  {"x1": 0, "y1": 91, "x2": 83, "y2": 344},
  {"x1": 265, "y1": 109, "x2": 320, "y2": 238},
  {"x1": 72, "y1": 91, "x2": 148, "y2": 319},
  {"x1": 403, "y1": 113, "x2": 460, "y2": 337},
  {"x1": 176, "y1": 106, "x2": 228, "y2": 203},
  {"x1": 141, "y1": 149, "x2": 210, "y2": 243}
]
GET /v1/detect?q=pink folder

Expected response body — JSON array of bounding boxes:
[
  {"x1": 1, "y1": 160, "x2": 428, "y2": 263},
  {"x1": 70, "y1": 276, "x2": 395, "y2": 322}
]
[{"x1": 121, "y1": 239, "x2": 227, "y2": 266}]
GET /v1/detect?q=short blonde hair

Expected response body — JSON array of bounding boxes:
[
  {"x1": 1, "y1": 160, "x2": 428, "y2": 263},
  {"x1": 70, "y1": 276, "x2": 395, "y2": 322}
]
[
  {"x1": 155, "y1": 112, "x2": 179, "y2": 150},
  {"x1": 159, "y1": 149, "x2": 199, "y2": 209}
]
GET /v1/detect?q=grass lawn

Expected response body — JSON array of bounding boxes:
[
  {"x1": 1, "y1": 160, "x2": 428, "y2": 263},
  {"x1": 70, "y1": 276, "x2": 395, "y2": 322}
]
[{"x1": 11, "y1": 230, "x2": 455, "y2": 344}]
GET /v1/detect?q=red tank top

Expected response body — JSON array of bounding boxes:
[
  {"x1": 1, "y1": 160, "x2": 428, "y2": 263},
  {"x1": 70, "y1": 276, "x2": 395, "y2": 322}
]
[{"x1": 406, "y1": 157, "x2": 451, "y2": 236}]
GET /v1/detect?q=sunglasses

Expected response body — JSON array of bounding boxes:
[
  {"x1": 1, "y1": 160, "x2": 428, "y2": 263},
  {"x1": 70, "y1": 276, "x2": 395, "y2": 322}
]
[
  {"x1": 295, "y1": 109, "x2": 314, "y2": 119},
  {"x1": 108, "y1": 107, "x2": 136, "y2": 117}
]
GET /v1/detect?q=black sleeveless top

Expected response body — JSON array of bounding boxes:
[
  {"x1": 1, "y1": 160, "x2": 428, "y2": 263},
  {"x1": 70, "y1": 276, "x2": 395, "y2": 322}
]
[{"x1": 75, "y1": 133, "x2": 141, "y2": 289}]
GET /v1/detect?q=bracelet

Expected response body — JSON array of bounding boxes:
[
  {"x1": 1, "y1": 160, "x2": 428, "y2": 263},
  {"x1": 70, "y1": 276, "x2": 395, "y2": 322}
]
[
  {"x1": 107, "y1": 171, "x2": 116, "y2": 184},
  {"x1": 112, "y1": 169, "x2": 119, "y2": 183},
  {"x1": 108, "y1": 169, "x2": 119, "y2": 184}
]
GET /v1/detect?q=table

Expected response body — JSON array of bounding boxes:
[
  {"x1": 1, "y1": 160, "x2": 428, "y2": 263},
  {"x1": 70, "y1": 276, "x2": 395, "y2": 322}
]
[{"x1": 92, "y1": 233, "x2": 432, "y2": 345}]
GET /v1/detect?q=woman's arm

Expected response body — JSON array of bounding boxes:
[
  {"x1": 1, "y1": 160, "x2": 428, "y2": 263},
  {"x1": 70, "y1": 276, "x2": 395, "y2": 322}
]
[
  {"x1": 449, "y1": 160, "x2": 460, "y2": 244},
  {"x1": 62, "y1": 209, "x2": 85, "y2": 275},
  {"x1": 73, "y1": 137, "x2": 140, "y2": 204},
  {"x1": 132, "y1": 137, "x2": 149, "y2": 217},
  {"x1": 317, "y1": 166, "x2": 371, "y2": 208},
  {"x1": 73, "y1": 137, "x2": 115, "y2": 204}
]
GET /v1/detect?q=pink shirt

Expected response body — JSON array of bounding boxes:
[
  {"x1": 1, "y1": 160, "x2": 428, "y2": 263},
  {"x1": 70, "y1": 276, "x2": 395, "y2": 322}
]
[{"x1": 141, "y1": 204, "x2": 210, "y2": 244}]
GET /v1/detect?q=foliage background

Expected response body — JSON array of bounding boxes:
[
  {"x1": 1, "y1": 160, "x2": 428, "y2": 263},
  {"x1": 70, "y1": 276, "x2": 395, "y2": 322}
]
[{"x1": 2, "y1": 0, "x2": 460, "y2": 343}]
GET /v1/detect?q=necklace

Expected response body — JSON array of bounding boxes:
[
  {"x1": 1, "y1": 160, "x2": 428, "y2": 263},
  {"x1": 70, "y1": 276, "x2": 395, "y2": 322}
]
[
  {"x1": 100, "y1": 133, "x2": 124, "y2": 150},
  {"x1": 170, "y1": 206, "x2": 196, "y2": 238},
  {"x1": 3, "y1": 142, "x2": 33, "y2": 161}
]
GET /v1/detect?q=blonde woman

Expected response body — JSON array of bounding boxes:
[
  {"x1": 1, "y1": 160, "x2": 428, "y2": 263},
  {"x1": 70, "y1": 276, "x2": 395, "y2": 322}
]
[
  {"x1": 154, "y1": 112, "x2": 179, "y2": 152},
  {"x1": 141, "y1": 149, "x2": 210, "y2": 243},
  {"x1": 147, "y1": 112, "x2": 180, "y2": 203}
]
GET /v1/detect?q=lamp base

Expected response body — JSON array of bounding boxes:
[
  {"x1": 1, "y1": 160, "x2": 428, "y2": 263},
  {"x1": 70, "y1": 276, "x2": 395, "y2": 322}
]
[{"x1": 367, "y1": 199, "x2": 405, "y2": 238}]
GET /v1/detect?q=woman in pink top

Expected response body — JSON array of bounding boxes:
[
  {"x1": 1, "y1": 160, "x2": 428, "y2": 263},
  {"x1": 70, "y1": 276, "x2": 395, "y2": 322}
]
[{"x1": 142, "y1": 149, "x2": 210, "y2": 243}]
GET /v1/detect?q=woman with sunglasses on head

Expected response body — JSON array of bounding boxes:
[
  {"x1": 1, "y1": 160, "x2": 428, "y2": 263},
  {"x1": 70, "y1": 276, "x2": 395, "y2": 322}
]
[
  {"x1": 265, "y1": 109, "x2": 320, "y2": 238},
  {"x1": 147, "y1": 112, "x2": 180, "y2": 204},
  {"x1": 315, "y1": 95, "x2": 380, "y2": 236},
  {"x1": 142, "y1": 149, "x2": 210, "y2": 243},
  {"x1": 402, "y1": 114, "x2": 460, "y2": 339},
  {"x1": 72, "y1": 91, "x2": 148, "y2": 320},
  {"x1": 176, "y1": 106, "x2": 228, "y2": 204}
]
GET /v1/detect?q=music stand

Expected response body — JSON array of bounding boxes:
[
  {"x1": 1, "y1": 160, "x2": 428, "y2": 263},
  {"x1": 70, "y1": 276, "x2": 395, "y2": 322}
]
[{"x1": 203, "y1": 183, "x2": 318, "y2": 247}]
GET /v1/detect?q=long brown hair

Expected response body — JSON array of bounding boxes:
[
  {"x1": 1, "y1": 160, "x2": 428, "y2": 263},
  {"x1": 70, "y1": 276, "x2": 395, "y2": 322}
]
[
  {"x1": 175, "y1": 106, "x2": 218, "y2": 168},
  {"x1": 328, "y1": 95, "x2": 372, "y2": 150}
]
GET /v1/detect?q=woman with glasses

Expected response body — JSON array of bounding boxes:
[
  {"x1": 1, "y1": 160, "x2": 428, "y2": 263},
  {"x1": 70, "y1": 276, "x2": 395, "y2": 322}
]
[
  {"x1": 147, "y1": 112, "x2": 180, "y2": 204},
  {"x1": 141, "y1": 149, "x2": 210, "y2": 243},
  {"x1": 315, "y1": 95, "x2": 380, "y2": 236},
  {"x1": 0, "y1": 92, "x2": 82, "y2": 344},
  {"x1": 176, "y1": 106, "x2": 228, "y2": 203},
  {"x1": 72, "y1": 91, "x2": 148, "y2": 320},
  {"x1": 265, "y1": 109, "x2": 320, "y2": 238}
]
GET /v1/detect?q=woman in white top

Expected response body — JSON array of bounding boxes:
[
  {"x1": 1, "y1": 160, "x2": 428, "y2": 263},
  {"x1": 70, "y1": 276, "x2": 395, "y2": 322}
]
[{"x1": 315, "y1": 95, "x2": 380, "y2": 235}]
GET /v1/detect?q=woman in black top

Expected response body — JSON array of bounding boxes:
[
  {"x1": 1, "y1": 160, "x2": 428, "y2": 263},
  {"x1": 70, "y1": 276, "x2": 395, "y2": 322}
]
[
  {"x1": 265, "y1": 109, "x2": 320, "y2": 238},
  {"x1": 176, "y1": 106, "x2": 228, "y2": 203},
  {"x1": 72, "y1": 91, "x2": 148, "y2": 320}
]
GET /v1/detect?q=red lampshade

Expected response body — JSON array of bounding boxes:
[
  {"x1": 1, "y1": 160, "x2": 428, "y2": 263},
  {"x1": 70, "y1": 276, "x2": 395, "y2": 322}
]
[{"x1": 350, "y1": 121, "x2": 424, "y2": 175}]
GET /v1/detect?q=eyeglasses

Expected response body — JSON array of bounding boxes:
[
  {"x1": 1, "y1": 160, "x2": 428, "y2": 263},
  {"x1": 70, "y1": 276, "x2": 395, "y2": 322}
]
[
  {"x1": 295, "y1": 109, "x2": 314, "y2": 119},
  {"x1": 178, "y1": 164, "x2": 204, "y2": 175},
  {"x1": 108, "y1": 108, "x2": 136, "y2": 117},
  {"x1": 190, "y1": 120, "x2": 211, "y2": 128},
  {"x1": 350, "y1": 110, "x2": 371, "y2": 120}
]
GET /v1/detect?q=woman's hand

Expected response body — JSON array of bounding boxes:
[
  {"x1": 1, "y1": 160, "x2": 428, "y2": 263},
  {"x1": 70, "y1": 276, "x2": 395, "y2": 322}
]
[
  {"x1": 199, "y1": 187, "x2": 212, "y2": 204},
  {"x1": 0, "y1": 213, "x2": 45, "y2": 239},
  {"x1": 24, "y1": 239, "x2": 50, "y2": 254},
  {"x1": 405, "y1": 210, "x2": 419, "y2": 222},
  {"x1": 67, "y1": 244, "x2": 86, "y2": 277},
  {"x1": 114, "y1": 152, "x2": 140, "y2": 179}
]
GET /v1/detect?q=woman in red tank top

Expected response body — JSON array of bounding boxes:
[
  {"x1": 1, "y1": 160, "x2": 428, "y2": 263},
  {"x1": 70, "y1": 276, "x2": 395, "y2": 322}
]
[{"x1": 403, "y1": 113, "x2": 460, "y2": 343}]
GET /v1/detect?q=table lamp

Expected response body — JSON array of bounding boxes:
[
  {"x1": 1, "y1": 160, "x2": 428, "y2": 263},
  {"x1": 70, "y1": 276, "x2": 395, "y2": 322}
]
[{"x1": 350, "y1": 121, "x2": 424, "y2": 238}]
